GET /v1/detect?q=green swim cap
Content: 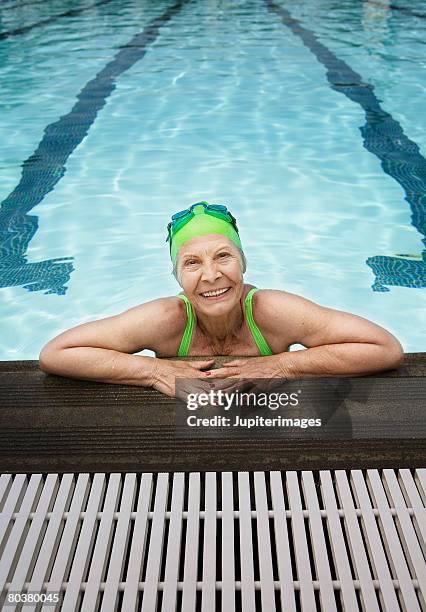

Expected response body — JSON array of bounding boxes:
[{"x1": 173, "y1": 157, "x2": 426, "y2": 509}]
[{"x1": 168, "y1": 202, "x2": 242, "y2": 264}]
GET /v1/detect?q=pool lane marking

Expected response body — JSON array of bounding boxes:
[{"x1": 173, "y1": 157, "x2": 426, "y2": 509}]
[
  {"x1": 0, "y1": 0, "x2": 190, "y2": 294},
  {"x1": 264, "y1": 0, "x2": 426, "y2": 250},
  {"x1": 0, "y1": 0, "x2": 114, "y2": 41},
  {"x1": 1, "y1": 0, "x2": 189, "y2": 217}
]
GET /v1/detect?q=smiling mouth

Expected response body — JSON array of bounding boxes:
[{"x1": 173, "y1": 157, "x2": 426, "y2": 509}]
[{"x1": 200, "y1": 287, "x2": 231, "y2": 298}]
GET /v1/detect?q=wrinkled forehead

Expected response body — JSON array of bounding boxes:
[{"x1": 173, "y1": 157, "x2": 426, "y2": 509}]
[{"x1": 177, "y1": 234, "x2": 237, "y2": 260}]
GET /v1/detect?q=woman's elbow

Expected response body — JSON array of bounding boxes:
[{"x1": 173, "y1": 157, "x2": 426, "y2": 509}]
[
  {"x1": 380, "y1": 337, "x2": 404, "y2": 370},
  {"x1": 39, "y1": 343, "x2": 61, "y2": 374},
  {"x1": 39, "y1": 347, "x2": 51, "y2": 373},
  {"x1": 390, "y1": 342, "x2": 404, "y2": 369}
]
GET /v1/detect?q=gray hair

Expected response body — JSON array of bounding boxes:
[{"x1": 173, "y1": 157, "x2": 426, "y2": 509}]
[{"x1": 172, "y1": 247, "x2": 247, "y2": 285}]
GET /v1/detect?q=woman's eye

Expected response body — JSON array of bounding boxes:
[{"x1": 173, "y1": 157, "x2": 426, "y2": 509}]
[
  {"x1": 186, "y1": 260, "x2": 198, "y2": 266},
  {"x1": 218, "y1": 252, "x2": 230, "y2": 258}
]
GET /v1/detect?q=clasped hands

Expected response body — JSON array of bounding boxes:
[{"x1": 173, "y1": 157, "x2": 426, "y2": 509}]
[
  {"x1": 207, "y1": 355, "x2": 286, "y2": 381},
  {"x1": 173, "y1": 355, "x2": 288, "y2": 400}
]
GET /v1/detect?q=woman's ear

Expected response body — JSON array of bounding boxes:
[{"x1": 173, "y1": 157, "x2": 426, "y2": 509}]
[
  {"x1": 240, "y1": 249, "x2": 247, "y2": 274},
  {"x1": 172, "y1": 265, "x2": 183, "y2": 287}
]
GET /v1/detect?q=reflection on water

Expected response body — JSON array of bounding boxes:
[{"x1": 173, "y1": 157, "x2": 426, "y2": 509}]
[
  {"x1": 362, "y1": 0, "x2": 390, "y2": 41},
  {"x1": 366, "y1": 251, "x2": 426, "y2": 291},
  {"x1": 361, "y1": 0, "x2": 426, "y2": 291},
  {"x1": 267, "y1": 0, "x2": 426, "y2": 292},
  {"x1": 0, "y1": 209, "x2": 73, "y2": 295},
  {"x1": 0, "y1": 0, "x2": 186, "y2": 295}
]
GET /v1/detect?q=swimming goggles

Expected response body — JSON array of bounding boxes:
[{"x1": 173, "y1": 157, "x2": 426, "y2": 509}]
[{"x1": 166, "y1": 201, "x2": 239, "y2": 244}]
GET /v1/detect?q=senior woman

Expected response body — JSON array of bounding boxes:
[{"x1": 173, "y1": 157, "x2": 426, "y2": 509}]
[{"x1": 39, "y1": 201, "x2": 404, "y2": 397}]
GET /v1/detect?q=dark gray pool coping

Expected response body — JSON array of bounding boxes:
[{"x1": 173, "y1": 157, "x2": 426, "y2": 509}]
[{"x1": 0, "y1": 353, "x2": 425, "y2": 473}]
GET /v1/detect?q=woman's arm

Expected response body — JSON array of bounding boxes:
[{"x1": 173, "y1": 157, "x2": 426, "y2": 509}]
[
  {"x1": 39, "y1": 300, "x2": 169, "y2": 385},
  {"x1": 277, "y1": 336, "x2": 403, "y2": 379},
  {"x1": 39, "y1": 298, "x2": 213, "y2": 393},
  {"x1": 277, "y1": 294, "x2": 404, "y2": 378},
  {"x1": 209, "y1": 291, "x2": 404, "y2": 380}
]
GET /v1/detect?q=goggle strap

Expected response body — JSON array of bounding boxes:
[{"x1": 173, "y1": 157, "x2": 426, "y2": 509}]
[{"x1": 167, "y1": 202, "x2": 239, "y2": 243}]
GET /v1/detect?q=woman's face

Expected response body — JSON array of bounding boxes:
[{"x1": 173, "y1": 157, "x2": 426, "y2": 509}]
[{"x1": 176, "y1": 235, "x2": 245, "y2": 316}]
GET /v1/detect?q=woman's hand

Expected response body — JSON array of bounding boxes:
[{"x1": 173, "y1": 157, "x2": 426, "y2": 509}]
[
  {"x1": 150, "y1": 358, "x2": 216, "y2": 398},
  {"x1": 206, "y1": 355, "x2": 287, "y2": 382}
]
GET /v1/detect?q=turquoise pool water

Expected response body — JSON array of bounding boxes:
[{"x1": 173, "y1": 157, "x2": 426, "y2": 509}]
[{"x1": 0, "y1": 0, "x2": 425, "y2": 359}]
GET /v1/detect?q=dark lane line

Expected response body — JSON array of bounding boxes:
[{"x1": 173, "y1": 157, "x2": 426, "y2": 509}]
[
  {"x1": 0, "y1": 0, "x2": 113, "y2": 41},
  {"x1": 265, "y1": 0, "x2": 425, "y2": 291},
  {"x1": 0, "y1": 0, "x2": 190, "y2": 295}
]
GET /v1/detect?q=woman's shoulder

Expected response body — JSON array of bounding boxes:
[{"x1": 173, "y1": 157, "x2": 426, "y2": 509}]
[
  {"x1": 125, "y1": 296, "x2": 187, "y2": 330},
  {"x1": 117, "y1": 296, "x2": 188, "y2": 352},
  {"x1": 251, "y1": 288, "x2": 301, "y2": 309},
  {"x1": 250, "y1": 288, "x2": 315, "y2": 333}
]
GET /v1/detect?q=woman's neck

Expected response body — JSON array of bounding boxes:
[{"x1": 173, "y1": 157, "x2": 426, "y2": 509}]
[{"x1": 196, "y1": 299, "x2": 244, "y2": 345}]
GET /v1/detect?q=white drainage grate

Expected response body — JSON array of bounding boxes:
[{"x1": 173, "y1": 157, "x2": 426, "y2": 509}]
[{"x1": 0, "y1": 470, "x2": 425, "y2": 610}]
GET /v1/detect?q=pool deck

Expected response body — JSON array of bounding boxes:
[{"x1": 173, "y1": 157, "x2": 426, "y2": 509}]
[{"x1": 0, "y1": 353, "x2": 425, "y2": 473}]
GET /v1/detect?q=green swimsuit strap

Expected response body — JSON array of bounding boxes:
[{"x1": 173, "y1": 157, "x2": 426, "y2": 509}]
[
  {"x1": 177, "y1": 293, "x2": 196, "y2": 357},
  {"x1": 245, "y1": 287, "x2": 274, "y2": 356},
  {"x1": 177, "y1": 288, "x2": 273, "y2": 357}
]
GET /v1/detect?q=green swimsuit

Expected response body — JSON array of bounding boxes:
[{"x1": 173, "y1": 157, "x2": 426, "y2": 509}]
[{"x1": 177, "y1": 287, "x2": 273, "y2": 357}]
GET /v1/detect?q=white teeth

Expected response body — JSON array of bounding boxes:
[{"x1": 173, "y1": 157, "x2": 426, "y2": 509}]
[{"x1": 201, "y1": 287, "x2": 229, "y2": 297}]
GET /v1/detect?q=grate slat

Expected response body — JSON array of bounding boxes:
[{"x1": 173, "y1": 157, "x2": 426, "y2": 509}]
[
  {"x1": 351, "y1": 470, "x2": 400, "y2": 609},
  {"x1": 81, "y1": 473, "x2": 121, "y2": 611},
  {"x1": 254, "y1": 471, "x2": 276, "y2": 610},
  {"x1": 0, "y1": 474, "x2": 12, "y2": 511},
  {"x1": 335, "y1": 470, "x2": 380, "y2": 611},
  {"x1": 41, "y1": 474, "x2": 90, "y2": 612},
  {"x1": 162, "y1": 472, "x2": 185, "y2": 611},
  {"x1": 26, "y1": 474, "x2": 74, "y2": 612},
  {"x1": 6, "y1": 474, "x2": 59, "y2": 608},
  {"x1": 319, "y1": 471, "x2": 358, "y2": 610},
  {"x1": 221, "y1": 472, "x2": 235, "y2": 612},
  {"x1": 368, "y1": 469, "x2": 421, "y2": 611},
  {"x1": 61, "y1": 473, "x2": 106, "y2": 611},
  {"x1": 270, "y1": 471, "x2": 296, "y2": 612},
  {"x1": 286, "y1": 471, "x2": 316, "y2": 610},
  {"x1": 0, "y1": 474, "x2": 43, "y2": 597},
  {"x1": 182, "y1": 473, "x2": 201, "y2": 611},
  {"x1": 381, "y1": 469, "x2": 426, "y2": 604},
  {"x1": 0, "y1": 469, "x2": 424, "y2": 610},
  {"x1": 301, "y1": 471, "x2": 336, "y2": 610},
  {"x1": 398, "y1": 469, "x2": 426, "y2": 555},
  {"x1": 416, "y1": 469, "x2": 426, "y2": 504},
  {"x1": 201, "y1": 472, "x2": 217, "y2": 612},
  {"x1": 101, "y1": 473, "x2": 137, "y2": 612},
  {"x1": 141, "y1": 473, "x2": 168, "y2": 612},
  {"x1": 237, "y1": 472, "x2": 256, "y2": 612},
  {"x1": 121, "y1": 472, "x2": 153, "y2": 612},
  {"x1": 0, "y1": 474, "x2": 27, "y2": 559}
]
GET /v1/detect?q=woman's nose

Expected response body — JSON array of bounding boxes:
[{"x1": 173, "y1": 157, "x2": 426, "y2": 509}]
[{"x1": 201, "y1": 261, "x2": 221, "y2": 282}]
